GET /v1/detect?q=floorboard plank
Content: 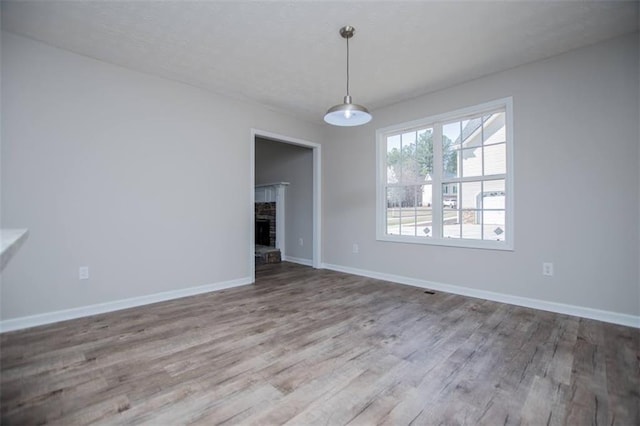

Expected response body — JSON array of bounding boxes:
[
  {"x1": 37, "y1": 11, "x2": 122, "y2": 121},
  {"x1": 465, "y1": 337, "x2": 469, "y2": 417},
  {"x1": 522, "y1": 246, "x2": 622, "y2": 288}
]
[{"x1": 1, "y1": 262, "x2": 638, "y2": 425}]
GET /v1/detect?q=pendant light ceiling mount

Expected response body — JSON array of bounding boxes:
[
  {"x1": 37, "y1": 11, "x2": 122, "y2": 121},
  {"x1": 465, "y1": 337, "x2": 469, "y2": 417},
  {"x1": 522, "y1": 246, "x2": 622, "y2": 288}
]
[
  {"x1": 324, "y1": 25, "x2": 372, "y2": 127},
  {"x1": 339, "y1": 25, "x2": 355, "y2": 39}
]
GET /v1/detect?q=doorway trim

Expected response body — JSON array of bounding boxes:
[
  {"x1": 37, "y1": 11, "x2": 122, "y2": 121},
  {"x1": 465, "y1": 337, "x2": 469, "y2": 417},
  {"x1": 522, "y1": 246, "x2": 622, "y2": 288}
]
[{"x1": 250, "y1": 129, "x2": 322, "y2": 282}]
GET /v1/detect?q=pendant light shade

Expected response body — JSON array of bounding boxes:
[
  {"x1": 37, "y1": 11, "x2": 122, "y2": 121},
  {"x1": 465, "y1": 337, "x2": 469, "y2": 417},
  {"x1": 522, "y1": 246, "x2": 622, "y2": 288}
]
[
  {"x1": 324, "y1": 26, "x2": 372, "y2": 126},
  {"x1": 324, "y1": 95, "x2": 372, "y2": 126}
]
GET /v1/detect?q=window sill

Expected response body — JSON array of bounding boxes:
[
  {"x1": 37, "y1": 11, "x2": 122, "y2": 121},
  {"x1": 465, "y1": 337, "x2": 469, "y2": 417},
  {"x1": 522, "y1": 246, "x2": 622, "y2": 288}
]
[{"x1": 377, "y1": 234, "x2": 514, "y2": 251}]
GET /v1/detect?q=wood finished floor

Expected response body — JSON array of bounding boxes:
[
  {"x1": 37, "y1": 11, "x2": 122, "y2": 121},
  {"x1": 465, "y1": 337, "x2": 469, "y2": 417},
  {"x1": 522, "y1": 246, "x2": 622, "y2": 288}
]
[{"x1": 1, "y1": 262, "x2": 638, "y2": 425}]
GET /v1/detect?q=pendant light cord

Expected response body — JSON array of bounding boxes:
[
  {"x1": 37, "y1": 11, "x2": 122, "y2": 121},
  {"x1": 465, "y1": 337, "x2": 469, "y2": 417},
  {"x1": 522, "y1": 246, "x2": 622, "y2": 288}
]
[{"x1": 346, "y1": 36, "x2": 350, "y2": 96}]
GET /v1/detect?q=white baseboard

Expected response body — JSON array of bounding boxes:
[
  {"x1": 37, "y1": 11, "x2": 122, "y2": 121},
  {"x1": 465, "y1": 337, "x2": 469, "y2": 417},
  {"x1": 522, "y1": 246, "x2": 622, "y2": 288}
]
[
  {"x1": 321, "y1": 263, "x2": 640, "y2": 329},
  {"x1": 0, "y1": 276, "x2": 253, "y2": 333},
  {"x1": 282, "y1": 255, "x2": 313, "y2": 267},
  {"x1": 4, "y1": 265, "x2": 637, "y2": 332}
]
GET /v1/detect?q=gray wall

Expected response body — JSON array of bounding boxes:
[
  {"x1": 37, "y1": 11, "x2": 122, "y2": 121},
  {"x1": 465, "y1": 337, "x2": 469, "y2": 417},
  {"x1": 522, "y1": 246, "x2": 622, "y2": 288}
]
[
  {"x1": 322, "y1": 33, "x2": 640, "y2": 317},
  {"x1": 0, "y1": 32, "x2": 324, "y2": 320},
  {"x1": 2, "y1": 30, "x2": 638, "y2": 325},
  {"x1": 255, "y1": 137, "x2": 313, "y2": 262}
]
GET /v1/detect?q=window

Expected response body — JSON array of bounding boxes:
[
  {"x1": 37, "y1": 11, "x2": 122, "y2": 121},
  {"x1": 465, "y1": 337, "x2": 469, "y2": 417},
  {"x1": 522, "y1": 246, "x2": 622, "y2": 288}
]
[{"x1": 376, "y1": 98, "x2": 513, "y2": 250}]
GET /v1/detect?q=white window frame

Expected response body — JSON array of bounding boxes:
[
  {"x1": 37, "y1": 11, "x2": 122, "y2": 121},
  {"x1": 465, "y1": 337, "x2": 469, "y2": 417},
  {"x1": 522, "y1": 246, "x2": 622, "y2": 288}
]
[{"x1": 376, "y1": 97, "x2": 514, "y2": 251}]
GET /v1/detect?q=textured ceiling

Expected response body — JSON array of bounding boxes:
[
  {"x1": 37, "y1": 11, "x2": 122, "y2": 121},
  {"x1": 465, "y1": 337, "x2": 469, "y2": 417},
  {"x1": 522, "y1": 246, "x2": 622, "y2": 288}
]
[{"x1": 2, "y1": 1, "x2": 638, "y2": 124}]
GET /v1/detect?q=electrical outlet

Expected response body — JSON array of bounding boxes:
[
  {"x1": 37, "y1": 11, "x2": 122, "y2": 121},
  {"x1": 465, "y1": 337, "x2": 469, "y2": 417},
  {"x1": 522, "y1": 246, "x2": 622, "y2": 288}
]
[
  {"x1": 352, "y1": 243, "x2": 359, "y2": 254},
  {"x1": 542, "y1": 262, "x2": 553, "y2": 276},
  {"x1": 79, "y1": 266, "x2": 89, "y2": 280},
  {"x1": 299, "y1": 238, "x2": 304, "y2": 247}
]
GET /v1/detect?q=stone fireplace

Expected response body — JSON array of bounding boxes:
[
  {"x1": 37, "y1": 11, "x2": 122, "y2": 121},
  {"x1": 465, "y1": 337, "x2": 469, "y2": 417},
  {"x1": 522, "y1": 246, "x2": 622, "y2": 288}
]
[
  {"x1": 255, "y1": 202, "x2": 276, "y2": 247},
  {"x1": 254, "y1": 182, "x2": 288, "y2": 264}
]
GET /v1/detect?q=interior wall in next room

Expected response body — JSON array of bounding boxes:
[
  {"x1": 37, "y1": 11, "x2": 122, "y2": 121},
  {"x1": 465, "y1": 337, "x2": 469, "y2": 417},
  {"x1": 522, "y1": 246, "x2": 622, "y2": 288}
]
[{"x1": 255, "y1": 137, "x2": 313, "y2": 262}]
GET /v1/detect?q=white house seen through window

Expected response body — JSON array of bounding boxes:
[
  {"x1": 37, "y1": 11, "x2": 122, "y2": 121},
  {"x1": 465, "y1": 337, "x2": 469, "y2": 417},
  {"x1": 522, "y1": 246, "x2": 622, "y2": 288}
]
[{"x1": 376, "y1": 98, "x2": 513, "y2": 250}]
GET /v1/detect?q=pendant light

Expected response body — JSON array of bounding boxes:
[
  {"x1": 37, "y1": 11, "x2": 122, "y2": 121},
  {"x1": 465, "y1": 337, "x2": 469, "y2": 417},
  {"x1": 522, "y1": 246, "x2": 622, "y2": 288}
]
[{"x1": 324, "y1": 26, "x2": 372, "y2": 126}]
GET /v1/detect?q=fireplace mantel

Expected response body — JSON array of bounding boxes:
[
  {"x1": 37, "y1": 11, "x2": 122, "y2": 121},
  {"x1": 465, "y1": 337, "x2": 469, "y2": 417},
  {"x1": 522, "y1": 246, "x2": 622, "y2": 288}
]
[
  {"x1": 255, "y1": 182, "x2": 289, "y2": 203},
  {"x1": 255, "y1": 182, "x2": 289, "y2": 188}
]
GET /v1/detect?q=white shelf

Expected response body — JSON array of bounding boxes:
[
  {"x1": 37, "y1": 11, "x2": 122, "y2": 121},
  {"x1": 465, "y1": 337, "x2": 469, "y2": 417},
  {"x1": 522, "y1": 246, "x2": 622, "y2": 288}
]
[{"x1": 1, "y1": 229, "x2": 29, "y2": 272}]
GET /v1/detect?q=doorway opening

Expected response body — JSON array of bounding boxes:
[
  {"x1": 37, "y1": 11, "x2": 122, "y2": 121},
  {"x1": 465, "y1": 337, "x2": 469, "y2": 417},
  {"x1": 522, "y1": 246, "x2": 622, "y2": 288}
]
[{"x1": 250, "y1": 129, "x2": 321, "y2": 282}]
